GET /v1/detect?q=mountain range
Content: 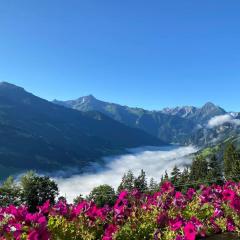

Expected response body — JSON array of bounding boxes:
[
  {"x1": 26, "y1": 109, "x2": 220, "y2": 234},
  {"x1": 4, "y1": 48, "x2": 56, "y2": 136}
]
[
  {"x1": 0, "y1": 82, "x2": 163, "y2": 178},
  {"x1": 0, "y1": 82, "x2": 239, "y2": 178},
  {"x1": 53, "y1": 95, "x2": 231, "y2": 145}
]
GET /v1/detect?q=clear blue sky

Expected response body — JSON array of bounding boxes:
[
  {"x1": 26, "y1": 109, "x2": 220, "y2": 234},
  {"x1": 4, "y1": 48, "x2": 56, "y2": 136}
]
[{"x1": 0, "y1": 1, "x2": 239, "y2": 111}]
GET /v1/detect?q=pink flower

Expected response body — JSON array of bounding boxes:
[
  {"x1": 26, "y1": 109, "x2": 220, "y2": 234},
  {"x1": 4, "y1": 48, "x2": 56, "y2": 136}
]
[
  {"x1": 118, "y1": 191, "x2": 128, "y2": 200},
  {"x1": 230, "y1": 196, "x2": 240, "y2": 213},
  {"x1": 175, "y1": 192, "x2": 183, "y2": 199},
  {"x1": 184, "y1": 222, "x2": 196, "y2": 240},
  {"x1": 157, "y1": 212, "x2": 168, "y2": 228},
  {"x1": 170, "y1": 216, "x2": 183, "y2": 231},
  {"x1": 213, "y1": 208, "x2": 223, "y2": 218},
  {"x1": 132, "y1": 189, "x2": 141, "y2": 199},
  {"x1": 161, "y1": 181, "x2": 175, "y2": 194},
  {"x1": 174, "y1": 192, "x2": 186, "y2": 208},
  {"x1": 28, "y1": 230, "x2": 39, "y2": 240},
  {"x1": 53, "y1": 200, "x2": 68, "y2": 216},
  {"x1": 72, "y1": 201, "x2": 89, "y2": 216},
  {"x1": 186, "y1": 188, "x2": 196, "y2": 200},
  {"x1": 222, "y1": 189, "x2": 235, "y2": 201},
  {"x1": 38, "y1": 200, "x2": 50, "y2": 214},
  {"x1": 25, "y1": 213, "x2": 38, "y2": 222},
  {"x1": 175, "y1": 235, "x2": 184, "y2": 240},
  {"x1": 227, "y1": 218, "x2": 235, "y2": 232},
  {"x1": 190, "y1": 217, "x2": 202, "y2": 229},
  {"x1": 37, "y1": 216, "x2": 47, "y2": 225},
  {"x1": 103, "y1": 224, "x2": 118, "y2": 240}
]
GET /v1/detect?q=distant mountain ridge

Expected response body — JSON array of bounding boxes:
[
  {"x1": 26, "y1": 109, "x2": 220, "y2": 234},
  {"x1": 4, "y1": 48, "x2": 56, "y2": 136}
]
[
  {"x1": 162, "y1": 102, "x2": 226, "y2": 124},
  {"x1": 0, "y1": 82, "x2": 164, "y2": 178},
  {"x1": 53, "y1": 96, "x2": 228, "y2": 145}
]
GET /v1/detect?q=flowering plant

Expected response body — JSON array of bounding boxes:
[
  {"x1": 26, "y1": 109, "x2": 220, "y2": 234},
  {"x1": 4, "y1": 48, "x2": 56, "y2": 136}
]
[{"x1": 0, "y1": 181, "x2": 240, "y2": 239}]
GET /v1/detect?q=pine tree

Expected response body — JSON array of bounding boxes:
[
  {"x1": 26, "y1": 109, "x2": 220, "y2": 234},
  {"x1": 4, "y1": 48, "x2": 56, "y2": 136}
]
[
  {"x1": 170, "y1": 165, "x2": 181, "y2": 185},
  {"x1": 190, "y1": 156, "x2": 208, "y2": 183},
  {"x1": 117, "y1": 170, "x2": 135, "y2": 193},
  {"x1": 233, "y1": 157, "x2": 240, "y2": 181},
  {"x1": 159, "y1": 175, "x2": 164, "y2": 186},
  {"x1": 148, "y1": 177, "x2": 159, "y2": 194},
  {"x1": 134, "y1": 169, "x2": 148, "y2": 193},
  {"x1": 159, "y1": 171, "x2": 169, "y2": 188},
  {"x1": 224, "y1": 143, "x2": 239, "y2": 180},
  {"x1": 164, "y1": 170, "x2": 169, "y2": 181},
  {"x1": 178, "y1": 167, "x2": 190, "y2": 192},
  {"x1": 207, "y1": 155, "x2": 223, "y2": 184}
]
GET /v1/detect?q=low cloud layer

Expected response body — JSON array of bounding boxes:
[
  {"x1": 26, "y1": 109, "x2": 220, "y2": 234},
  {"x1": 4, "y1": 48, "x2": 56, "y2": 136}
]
[
  {"x1": 208, "y1": 114, "x2": 240, "y2": 128},
  {"x1": 55, "y1": 146, "x2": 197, "y2": 202}
]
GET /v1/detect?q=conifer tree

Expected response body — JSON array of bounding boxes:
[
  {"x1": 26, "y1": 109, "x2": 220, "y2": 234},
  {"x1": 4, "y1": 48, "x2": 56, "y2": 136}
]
[
  {"x1": 232, "y1": 155, "x2": 240, "y2": 181},
  {"x1": 117, "y1": 170, "x2": 135, "y2": 193},
  {"x1": 190, "y1": 156, "x2": 208, "y2": 182},
  {"x1": 224, "y1": 143, "x2": 239, "y2": 180},
  {"x1": 159, "y1": 175, "x2": 164, "y2": 186},
  {"x1": 148, "y1": 177, "x2": 159, "y2": 194},
  {"x1": 160, "y1": 171, "x2": 169, "y2": 188},
  {"x1": 134, "y1": 169, "x2": 148, "y2": 193},
  {"x1": 207, "y1": 154, "x2": 223, "y2": 184},
  {"x1": 170, "y1": 165, "x2": 181, "y2": 185},
  {"x1": 164, "y1": 170, "x2": 169, "y2": 181},
  {"x1": 178, "y1": 167, "x2": 190, "y2": 192}
]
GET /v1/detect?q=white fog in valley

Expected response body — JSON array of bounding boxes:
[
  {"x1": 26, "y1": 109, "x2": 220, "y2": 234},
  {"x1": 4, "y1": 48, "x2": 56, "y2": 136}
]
[{"x1": 55, "y1": 146, "x2": 197, "y2": 202}]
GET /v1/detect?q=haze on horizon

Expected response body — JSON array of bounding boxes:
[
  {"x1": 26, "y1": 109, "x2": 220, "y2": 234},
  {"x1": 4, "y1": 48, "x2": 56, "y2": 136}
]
[{"x1": 0, "y1": 1, "x2": 239, "y2": 111}]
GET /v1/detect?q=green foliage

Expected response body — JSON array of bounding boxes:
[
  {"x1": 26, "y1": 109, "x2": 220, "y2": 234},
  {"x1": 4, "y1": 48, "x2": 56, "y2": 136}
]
[
  {"x1": 0, "y1": 176, "x2": 22, "y2": 207},
  {"x1": 117, "y1": 170, "x2": 135, "y2": 193},
  {"x1": 190, "y1": 156, "x2": 208, "y2": 182},
  {"x1": 115, "y1": 207, "x2": 158, "y2": 240},
  {"x1": 164, "y1": 170, "x2": 169, "y2": 181},
  {"x1": 177, "y1": 167, "x2": 190, "y2": 192},
  {"x1": 88, "y1": 184, "x2": 116, "y2": 207},
  {"x1": 198, "y1": 146, "x2": 220, "y2": 159},
  {"x1": 224, "y1": 143, "x2": 240, "y2": 181},
  {"x1": 73, "y1": 194, "x2": 84, "y2": 205},
  {"x1": 148, "y1": 177, "x2": 159, "y2": 194},
  {"x1": 170, "y1": 165, "x2": 181, "y2": 185},
  {"x1": 207, "y1": 155, "x2": 223, "y2": 184},
  {"x1": 134, "y1": 169, "x2": 148, "y2": 193},
  {"x1": 21, "y1": 172, "x2": 58, "y2": 212},
  {"x1": 48, "y1": 215, "x2": 105, "y2": 240},
  {"x1": 58, "y1": 196, "x2": 67, "y2": 203}
]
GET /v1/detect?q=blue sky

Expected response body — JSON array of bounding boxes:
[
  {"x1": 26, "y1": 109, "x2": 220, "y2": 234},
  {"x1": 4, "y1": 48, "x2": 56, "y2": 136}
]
[{"x1": 0, "y1": 0, "x2": 239, "y2": 111}]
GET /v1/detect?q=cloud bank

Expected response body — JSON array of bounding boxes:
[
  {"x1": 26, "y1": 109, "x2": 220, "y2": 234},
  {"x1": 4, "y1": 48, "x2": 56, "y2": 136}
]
[
  {"x1": 55, "y1": 146, "x2": 197, "y2": 202},
  {"x1": 208, "y1": 114, "x2": 240, "y2": 128}
]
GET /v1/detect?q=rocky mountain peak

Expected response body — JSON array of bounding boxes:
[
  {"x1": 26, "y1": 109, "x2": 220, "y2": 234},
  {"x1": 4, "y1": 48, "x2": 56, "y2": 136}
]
[
  {"x1": 78, "y1": 94, "x2": 96, "y2": 103},
  {"x1": 201, "y1": 102, "x2": 218, "y2": 110}
]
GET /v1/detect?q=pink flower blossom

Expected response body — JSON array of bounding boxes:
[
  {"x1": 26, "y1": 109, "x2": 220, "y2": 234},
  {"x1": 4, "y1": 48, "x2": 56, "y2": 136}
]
[
  {"x1": 223, "y1": 189, "x2": 236, "y2": 201},
  {"x1": 184, "y1": 222, "x2": 196, "y2": 240},
  {"x1": 169, "y1": 216, "x2": 183, "y2": 231},
  {"x1": 118, "y1": 191, "x2": 128, "y2": 200}
]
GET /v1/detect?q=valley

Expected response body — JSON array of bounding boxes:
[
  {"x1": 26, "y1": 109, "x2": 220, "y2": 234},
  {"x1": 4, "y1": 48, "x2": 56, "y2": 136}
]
[
  {"x1": 0, "y1": 81, "x2": 239, "y2": 180},
  {"x1": 55, "y1": 145, "x2": 197, "y2": 202}
]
